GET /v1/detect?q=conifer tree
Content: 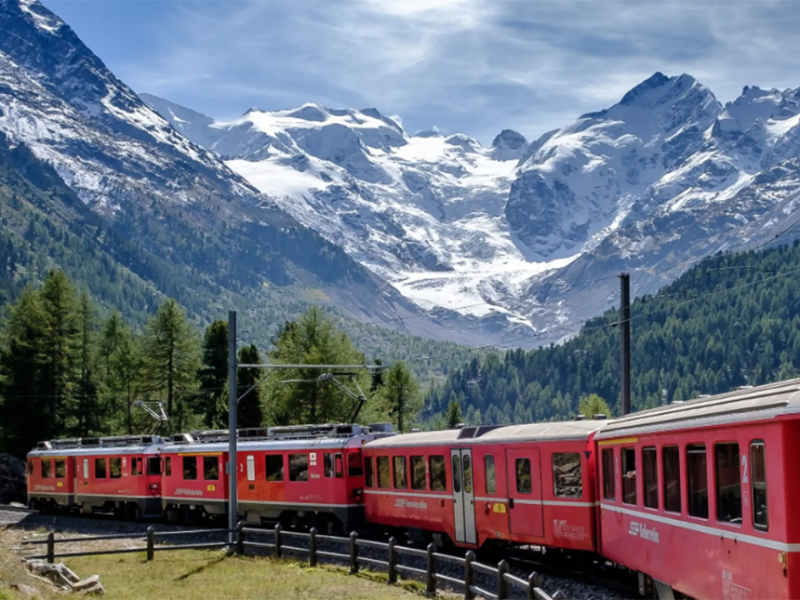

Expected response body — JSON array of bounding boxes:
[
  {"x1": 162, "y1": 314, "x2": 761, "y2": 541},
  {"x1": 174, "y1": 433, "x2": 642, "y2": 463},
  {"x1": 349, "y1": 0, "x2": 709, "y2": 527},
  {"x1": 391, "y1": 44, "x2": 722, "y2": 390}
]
[
  {"x1": 74, "y1": 292, "x2": 99, "y2": 436},
  {"x1": 237, "y1": 344, "x2": 264, "y2": 428},
  {"x1": 197, "y1": 320, "x2": 228, "y2": 429},
  {"x1": 105, "y1": 324, "x2": 143, "y2": 435},
  {"x1": 381, "y1": 361, "x2": 421, "y2": 433},
  {"x1": 446, "y1": 399, "x2": 462, "y2": 429}
]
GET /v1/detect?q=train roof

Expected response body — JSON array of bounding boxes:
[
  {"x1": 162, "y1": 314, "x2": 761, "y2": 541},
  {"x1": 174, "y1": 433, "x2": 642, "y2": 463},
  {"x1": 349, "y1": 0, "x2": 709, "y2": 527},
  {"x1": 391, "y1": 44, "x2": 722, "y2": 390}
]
[
  {"x1": 595, "y1": 377, "x2": 800, "y2": 439},
  {"x1": 365, "y1": 419, "x2": 609, "y2": 449},
  {"x1": 27, "y1": 435, "x2": 165, "y2": 457}
]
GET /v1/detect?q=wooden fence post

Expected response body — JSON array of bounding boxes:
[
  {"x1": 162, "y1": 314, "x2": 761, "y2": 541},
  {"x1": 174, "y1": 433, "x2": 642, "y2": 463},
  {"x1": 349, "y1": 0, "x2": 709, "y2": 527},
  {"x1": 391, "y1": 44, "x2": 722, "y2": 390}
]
[
  {"x1": 425, "y1": 543, "x2": 436, "y2": 597},
  {"x1": 387, "y1": 536, "x2": 397, "y2": 584},
  {"x1": 527, "y1": 572, "x2": 542, "y2": 600},
  {"x1": 309, "y1": 527, "x2": 318, "y2": 567},
  {"x1": 274, "y1": 524, "x2": 282, "y2": 559},
  {"x1": 46, "y1": 533, "x2": 54, "y2": 564},
  {"x1": 236, "y1": 521, "x2": 245, "y2": 556},
  {"x1": 146, "y1": 527, "x2": 155, "y2": 562},
  {"x1": 497, "y1": 559, "x2": 509, "y2": 600},
  {"x1": 349, "y1": 532, "x2": 359, "y2": 574},
  {"x1": 464, "y1": 550, "x2": 476, "y2": 600}
]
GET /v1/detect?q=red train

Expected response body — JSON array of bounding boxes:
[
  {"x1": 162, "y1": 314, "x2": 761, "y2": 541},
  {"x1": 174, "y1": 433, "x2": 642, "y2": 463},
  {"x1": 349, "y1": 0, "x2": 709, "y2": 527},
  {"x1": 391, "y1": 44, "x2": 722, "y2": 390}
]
[{"x1": 26, "y1": 377, "x2": 800, "y2": 598}]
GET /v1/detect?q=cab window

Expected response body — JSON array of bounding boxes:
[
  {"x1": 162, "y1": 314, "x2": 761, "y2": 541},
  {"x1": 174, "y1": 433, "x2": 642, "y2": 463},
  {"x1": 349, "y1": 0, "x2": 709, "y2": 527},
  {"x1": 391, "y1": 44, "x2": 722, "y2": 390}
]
[
  {"x1": 183, "y1": 456, "x2": 197, "y2": 481},
  {"x1": 55, "y1": 459, "x2": 66, "y2": 479},
  {"x1": 204, "y1": 456, "x2": 219, "y2": 481},
  {"x1": 42, "y1": 460, "x2": 52, "y2": 479}
]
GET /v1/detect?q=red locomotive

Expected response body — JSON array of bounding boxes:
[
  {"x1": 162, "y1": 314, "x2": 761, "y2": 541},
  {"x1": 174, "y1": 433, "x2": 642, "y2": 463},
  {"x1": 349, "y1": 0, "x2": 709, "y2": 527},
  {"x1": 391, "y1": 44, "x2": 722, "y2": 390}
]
[
  {"x1": 27, "y1": 435, "x2": 164, "y2": 517},
  {"x1": 595, "y1": 379, "x2": 800, "y2": 600},
  {"x1": 362, "y1": 420, "x2": 606, "y2": 552}
]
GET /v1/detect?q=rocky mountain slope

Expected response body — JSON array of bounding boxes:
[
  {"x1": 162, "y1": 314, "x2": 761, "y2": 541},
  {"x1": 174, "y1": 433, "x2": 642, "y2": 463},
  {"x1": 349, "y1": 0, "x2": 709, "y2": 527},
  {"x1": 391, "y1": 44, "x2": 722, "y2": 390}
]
[{"x1": 146, "y1": 73, "x2": 800, "y2": 347}]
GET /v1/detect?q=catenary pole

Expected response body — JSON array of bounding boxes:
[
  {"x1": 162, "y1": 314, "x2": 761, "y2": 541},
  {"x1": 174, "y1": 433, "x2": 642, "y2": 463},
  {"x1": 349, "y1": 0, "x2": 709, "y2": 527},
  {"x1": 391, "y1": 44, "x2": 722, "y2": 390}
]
[
  {"x1": 619, "y1": 273, "x2": 631, "y2": 416},
  {"x1": 228, "y1": 310, "x2": 238, "y2": 542}
]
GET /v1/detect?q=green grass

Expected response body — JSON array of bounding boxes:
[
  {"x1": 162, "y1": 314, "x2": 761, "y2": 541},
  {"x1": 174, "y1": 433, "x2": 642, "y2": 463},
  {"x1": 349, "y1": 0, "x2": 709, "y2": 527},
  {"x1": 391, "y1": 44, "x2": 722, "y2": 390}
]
[{"x1": 63, "y1": 551, "x2": 432, "y2": 600}]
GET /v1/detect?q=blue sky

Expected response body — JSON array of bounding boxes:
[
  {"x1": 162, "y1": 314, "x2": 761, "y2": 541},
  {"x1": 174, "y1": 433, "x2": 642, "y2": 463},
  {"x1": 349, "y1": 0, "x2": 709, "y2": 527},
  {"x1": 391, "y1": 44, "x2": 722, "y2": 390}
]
[{"x1": 42, "y1": 0, "x2": 800, "y2": 144}]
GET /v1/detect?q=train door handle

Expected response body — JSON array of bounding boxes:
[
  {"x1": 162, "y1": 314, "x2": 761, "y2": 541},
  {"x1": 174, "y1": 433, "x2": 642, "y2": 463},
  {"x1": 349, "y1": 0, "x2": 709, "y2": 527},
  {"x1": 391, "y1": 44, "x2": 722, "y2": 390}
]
[{"x1": 509, "y1": 498, "x2": 514, "y2": 509}]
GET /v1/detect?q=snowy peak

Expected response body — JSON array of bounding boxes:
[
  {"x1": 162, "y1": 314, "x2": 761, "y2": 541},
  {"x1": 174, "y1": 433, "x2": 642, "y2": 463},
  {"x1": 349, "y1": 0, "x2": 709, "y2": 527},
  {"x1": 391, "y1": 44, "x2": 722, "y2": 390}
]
[{"x1": 491, "y1": 129, "x2": 528, "y2": 161}]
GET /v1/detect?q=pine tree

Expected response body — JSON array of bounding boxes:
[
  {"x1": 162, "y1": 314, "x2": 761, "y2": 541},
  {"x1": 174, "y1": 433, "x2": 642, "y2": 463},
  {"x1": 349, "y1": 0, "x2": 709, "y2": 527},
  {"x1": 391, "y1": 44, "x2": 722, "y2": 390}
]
[
  {"x1": 578, "y1": 394, "x2": 612, "y2": 419},
  {"x1": 446, "y1": 399, "x2": 462, "y2": 429},
  {"x1": 237, "y1": 344, "x2": 264, "y2": 428},
  {"x1": 105, "y1": 325, "x2": 143, "y2": 435},
  {"x1": 141, "y1": 298, "x2": 201, "y2": 427},
  {"x1": 99, "y1": 311, "x2": 126, "y2": 380},
  {"x1": 381, "y1": 361, "x2": 421, "y2": 433},
  {"x1": 197, "y1": 320, "x2": 228, "y2": 429}
]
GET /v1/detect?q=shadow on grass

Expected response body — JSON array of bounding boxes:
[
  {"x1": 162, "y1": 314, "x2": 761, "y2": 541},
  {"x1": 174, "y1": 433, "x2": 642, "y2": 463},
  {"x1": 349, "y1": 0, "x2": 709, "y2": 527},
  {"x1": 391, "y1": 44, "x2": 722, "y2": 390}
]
[{"x1": 174, "y1": 553, "x2": 228, "y2": 582}]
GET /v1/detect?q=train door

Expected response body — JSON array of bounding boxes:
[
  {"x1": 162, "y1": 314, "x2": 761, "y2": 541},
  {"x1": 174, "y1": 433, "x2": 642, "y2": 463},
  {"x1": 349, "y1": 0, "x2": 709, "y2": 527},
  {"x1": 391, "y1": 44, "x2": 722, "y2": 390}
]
[
  {"x1": 450, "y1": 448, "x2": 477, "y2": 545},
  {"x1": 505, "y1": 447, "x2": 544, "y2": 537}
]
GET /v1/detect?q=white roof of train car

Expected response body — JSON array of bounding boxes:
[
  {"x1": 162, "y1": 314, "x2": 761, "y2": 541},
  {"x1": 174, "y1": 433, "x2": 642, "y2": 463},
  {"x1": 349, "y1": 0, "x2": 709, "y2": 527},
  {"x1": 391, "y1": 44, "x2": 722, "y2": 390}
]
[
  {"x1": 366, "y1": 419, "x2": 608, "y2": 449},
  {"x1": 595, "y1": 377, "x2": 800, "y2": 439}
]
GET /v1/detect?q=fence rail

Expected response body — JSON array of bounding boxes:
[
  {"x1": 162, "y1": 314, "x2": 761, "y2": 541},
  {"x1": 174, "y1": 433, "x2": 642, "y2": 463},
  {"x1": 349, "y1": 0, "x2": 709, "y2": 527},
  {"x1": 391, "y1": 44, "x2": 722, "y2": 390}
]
[{"x1": 21, "y1": 523, "x2": 562, "y2": 600}]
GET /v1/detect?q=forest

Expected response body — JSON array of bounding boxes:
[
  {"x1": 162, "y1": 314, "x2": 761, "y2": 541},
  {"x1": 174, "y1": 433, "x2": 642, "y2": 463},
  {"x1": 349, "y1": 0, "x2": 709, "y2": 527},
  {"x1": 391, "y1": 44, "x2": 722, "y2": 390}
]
[
  {"x1": 426, "y1": 240, "x2": 800, "y2": 425},
  {"x1": 0, "y1": 271, "x2": 422, "y2": 458}
]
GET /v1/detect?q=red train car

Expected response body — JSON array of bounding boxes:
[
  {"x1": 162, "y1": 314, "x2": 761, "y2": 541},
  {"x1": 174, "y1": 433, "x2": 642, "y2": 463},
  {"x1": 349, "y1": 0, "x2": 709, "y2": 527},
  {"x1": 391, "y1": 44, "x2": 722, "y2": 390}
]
[
  {"x1": 161, "y1": 424, "x2": 392, "y2": 530},
  {"x1": 27, "y1": 436, "x2": 164, "y2": 517},
  {"x1": 595, "y1": 379, "x2": 800, "y2": 600},
  {"x1": 362, "y1": 420, "x2": 608, "y2": 551}
]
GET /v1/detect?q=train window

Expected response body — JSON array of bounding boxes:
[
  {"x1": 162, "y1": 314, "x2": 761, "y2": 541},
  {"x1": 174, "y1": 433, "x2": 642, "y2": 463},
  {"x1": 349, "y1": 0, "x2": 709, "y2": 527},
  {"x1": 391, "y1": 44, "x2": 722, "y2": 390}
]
[
  {"x1": 663, "y1": 446, "x2": 681, "y2": 513},
  {"x1": 463, "y1": 455, "x2": 473, "y2": 494},
  {"x1": 364, "y1": 457, "x2": 374, "y2": 487},
  {"x1": 164, "y1": 457, "x2": 172, "y2": 477},
  {"x1": 643, "y1": 447, "x2": 658, "y2": 509},
  {"x1": 183, "y1": 456, "x2": 197, "y2": 480},
  {"x1": 750, "y1": 442, "x2": 768, "y2": 531},
  {"x1": 131, "y1": 458, "x2": 140, "y2": 477},
  {"x1": 715, "y1": 443, "x2": 742, "y2": 524},
  {"x1": 204, "y1": 456, "x2": 219, "y2": 481},
  {"x1": 42, "y1": 460, "x2": 52, "y2": 479},
  {"x1": 246, "y1": 455, "x2": 255, "y2": 482},
  {"x1": 55, "y1": 459, "x2": 66, "y2": 479},
  {"x1": 393, "y1": 456, "x2": 408, "y2": 489},
  {"x1": 516, "y1": 458, "x2": 531, "y2": 494},
  {"x1": 28, "y1": 461, "x2": 33, "y2": 475},
  {"x1": 324, "y1": 453, "x2": 334, "y2": 478},
  {"x1": 266, "y1": 455, "x2": 284, "y2": 481},
  {"x1": 484, "y1": 455, "x2": 496, "y2": 495},
  {"x1": 453, "y1": 455, "x2": 462, "y2": 493},
  {"x1": 147, "y1": 457, "x2": 161, "y2": 476},
  {"x1": 602, "y1": 448, "x2": 614, "y2": 500},
  {"x1": 687, "y1": 444, "x2": 708, "y2": 519},
  {"x1": 410, "y1": 456, "x2": 426, "y2": 490},
  {"x1": 95, "y1": 458, "x2": 106, "y2": 479},
  {"x1": 377, "y1": 456, "x2": 391, "y2": 489},
  {"x1": 348, "y1": 453, "x2": 363, "y2": 477},
  {"x1": 552, "y1": 453, "x2": 582, "y2": 498},
  {"x1": 622, "y1": 448, "x2": 637, "y2": 505},
  {"x1": 430, "y1": 456, "x2": 446, "y2": 492},
  {"x1": 335, "y1": 454, "x2": 343, "y2": 478},
  {"x1": 289, "y1": 454, "x2": 309, "y2": 482},
  {"x1": 110, "y1": 457, "x2": 122, "y2": 479}
]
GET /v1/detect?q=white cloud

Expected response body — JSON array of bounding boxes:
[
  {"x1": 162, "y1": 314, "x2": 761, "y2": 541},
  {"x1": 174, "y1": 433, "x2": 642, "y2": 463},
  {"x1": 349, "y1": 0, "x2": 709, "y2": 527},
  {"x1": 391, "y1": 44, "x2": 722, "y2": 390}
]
[{"x1": 116, "y1": 0, "x2": 800, "y2": 144}]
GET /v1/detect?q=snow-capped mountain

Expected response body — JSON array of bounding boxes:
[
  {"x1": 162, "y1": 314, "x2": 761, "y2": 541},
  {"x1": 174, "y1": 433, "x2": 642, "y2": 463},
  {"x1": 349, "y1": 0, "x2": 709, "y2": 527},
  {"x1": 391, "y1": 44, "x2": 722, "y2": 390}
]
[
  {"x1": 145, "y1": 72, "x2": 800, "y2": 347},
  {"x1": 0, "y1": 0, "x2": 435, "y2": 335}
]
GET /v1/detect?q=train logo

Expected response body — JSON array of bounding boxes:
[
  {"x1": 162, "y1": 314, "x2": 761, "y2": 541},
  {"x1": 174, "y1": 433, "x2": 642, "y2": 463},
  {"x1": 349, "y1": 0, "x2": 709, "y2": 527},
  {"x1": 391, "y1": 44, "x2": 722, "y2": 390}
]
[{"x1": 628, "y1": 521, "x2": 659, "y2": 543}]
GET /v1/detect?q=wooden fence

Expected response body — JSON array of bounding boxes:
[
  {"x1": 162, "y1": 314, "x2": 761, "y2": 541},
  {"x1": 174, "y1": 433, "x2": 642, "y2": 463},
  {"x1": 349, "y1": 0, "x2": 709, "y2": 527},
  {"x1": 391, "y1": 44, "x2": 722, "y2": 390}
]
[{"x1": 21, "y1": 524, "x2": 564, "y2": 600}]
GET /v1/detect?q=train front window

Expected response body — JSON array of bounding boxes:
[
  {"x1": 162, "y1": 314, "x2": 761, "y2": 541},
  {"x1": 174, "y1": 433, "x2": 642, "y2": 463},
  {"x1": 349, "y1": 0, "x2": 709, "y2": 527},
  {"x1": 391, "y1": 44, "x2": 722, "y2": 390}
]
[
  {"x1": 204, "y1": 456, "x2": 219, "y2": 481},
  {"x1": 715, "y1": 442, "x2": 742, "y2": 524},
  {"x1": 183, "y1": 456, "x2": 197, "y2": 480},
  {"x1": 622, "y1": 448, "x2": 637, "y2": 505},
  {"x1": 602, "y1": 448, "x2": 614, "y2": 500},
  {"x1": 377, "y1": 456, "x2": 391, "y2": 489},
  {"x1": 55, "y1": 459, "x2": 66, "y2": 479},
  {"x1": 516, "y1": 458, "x2": 531, "y2": 494},
  {"x1": 687, "y1": 444, "x2": 708, "y2": 519},
  {"x1": 348, "y1": 453, "x2": 363, "y2": 477},
  {"x1": 484, "y1": 455, "x2": 496, "y2": 494},
  {"x1": 289, "y1": 454, "x2": 308, "y2": 482},
  {"x1": 643, "y1": 447, "x2": 658, "y2": 509},
  {"x1": 266, "y1": 455, "x2": 284, "y2": 481},
  {"x1": 750, "y1": 441, "x2": 768, "y2": 530},
  {"x1": 42, "y1": 460, "x2": 51, "y2": 479},
  {"x1": 147, "y1": 457, "x2": 161, "y2": 476},
  {"x1": 410, "y1": 456, "x2": 426, "y2": 490},
  {"x1": 663, "y1": 446, "x2": 681, "y2": 513},
  {"x1": 552, "y1": 452, "x2": 582, "y2": 498},
  {"x1": 430, "y1": 455, "x2": 446, "y2": 491},
  {"x1": 393, "y1": 456, "x2": 407, "y2": 489}
]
